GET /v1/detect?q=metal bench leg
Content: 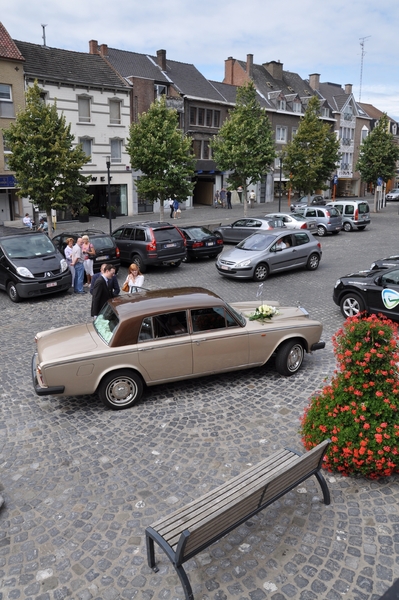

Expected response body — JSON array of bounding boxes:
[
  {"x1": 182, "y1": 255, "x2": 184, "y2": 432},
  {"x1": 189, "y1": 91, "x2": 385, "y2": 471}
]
[
  {"x1": 145, "y1": 530, "x2": 158, "y2": 571},
  {"x1": 315, "y1": 470, "x2": 331, "y2": 505},
  {"x1": 174, "y1": 563, "x2": 194, "y2": 600}
]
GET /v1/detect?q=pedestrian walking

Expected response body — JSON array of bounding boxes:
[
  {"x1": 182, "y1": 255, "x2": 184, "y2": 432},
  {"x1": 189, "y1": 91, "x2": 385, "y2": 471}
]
[
  {"x1": 249, "y1": 189, "x2": 256, "y2": 205},
  {"x1": 220, "y1": 188, "x2": 227, "y2": 208},
  {"x1": 169, "y1": 199, "x2": 174, "y2": 219},
  {"x1": 214, "y1": 190, "x2": 220, "y2": 208},
  {"x1": 226, "y1": 190, "x2": 232, "y2": 209},
  {"x1": 173, "y1": 199, "x2": 181, "y2": 219},
  {"x1": 91, "y1": 264, "x2": 114, "y2": 317},
  {"x1": 90, "y1": 264, "x2": 120, "y2": 297},
  {"x1": 64, "y1": 237, "x2": 75, "y2": 288},
  {"x1": 72, "y1": 237, "x2": 85, "y2": 294}
]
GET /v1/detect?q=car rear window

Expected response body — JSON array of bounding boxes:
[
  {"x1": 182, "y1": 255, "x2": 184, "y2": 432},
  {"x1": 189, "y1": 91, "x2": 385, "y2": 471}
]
[
  {"x1": 327, "y1": 207, "x2": 340, "y2": 216},
  {"x1": 91, "y1": 236, "x2": 115, "y2": 251},
  {"x1": 184, "y1": 227, "x2": 212, "y2": 240},
  {"x1": 154, "y1": 228, "x2": 182, "y2": 242},
  {"x1": 358, "y1": 202, "x2": 369, "y2": 214}
]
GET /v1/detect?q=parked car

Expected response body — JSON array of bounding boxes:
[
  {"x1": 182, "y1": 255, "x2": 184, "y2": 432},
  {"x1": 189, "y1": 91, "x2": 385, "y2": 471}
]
[
  {"x1": 333, "y1": 266, "x2": 399, "y2": 320},
  {"x1": 216, "y1": 229, "x2": 322, "y2": 281},
  {"x1": 179, "y1": 226, "x2": 224, "y2": 261},
  {"x1": 300, "y1": 206, "x2": 342, "y2": 236},
  {"x1": 52, "y1": 229, "x2": 120, "y2": 273},
  {"x1": 371, "y1": 255, "x2": 399, "y2": 270},
  {"x1": 213, "y1": 217, "x2": 284, "y2": 244},
  {"x1": 112, "y1": 222, "x2": 186, "y2": 272},
  {"x1": 386, "y1": 188, "x2": 399, "y2": 201},
  {"x1": 290, "y1": 195, "x2": 326, "y2": 212},
  {"x1": 0, "y1": 232, "x2": 71, "y2": 302},
  {"x1": 32, "y1": 287, "x2": 325, "y2": 409},
  {"x1": 264, "y1": 212, "x2": 318, "y2": 232},
  {"x1": 326, "y1": 200, "x2": 370, "y2": 231}
]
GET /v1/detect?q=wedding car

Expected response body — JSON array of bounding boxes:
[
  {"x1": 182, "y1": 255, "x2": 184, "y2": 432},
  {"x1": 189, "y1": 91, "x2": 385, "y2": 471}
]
[{"x1": 32, "y1": 287, "x2": 325, "y2": 410}]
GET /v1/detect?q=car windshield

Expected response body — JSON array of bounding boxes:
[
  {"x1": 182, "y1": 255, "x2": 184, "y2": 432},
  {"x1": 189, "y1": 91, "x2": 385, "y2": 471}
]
[
  {"x1": 237, "y1": 233, "x2": 274, "y2": 251},
  {"x1": 225, "y1": 302, "x2": 246, "y2": 327},
  {"x1": 94, "y1": 303, "x2": 119, "y2": 345},
  {"x1": 1, "y1": 235, "x2": 55, "y2": 259}
]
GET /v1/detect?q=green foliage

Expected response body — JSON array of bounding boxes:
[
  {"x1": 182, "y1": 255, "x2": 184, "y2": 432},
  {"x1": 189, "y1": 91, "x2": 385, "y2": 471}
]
[
  {"x1": 356, "y1": 114, "x2": 399, "y2": 185},
  {"x1": 126, "y1": 97, "x2": 195, "y2": 219},
  {"x1": 3, "y1": 81, "x2": 91, "y2": 232},
  {"x1": 283, "y1": 96, "x2": 340, "y2": 195},
  {"x1": 211, "y1": 82, "x2": 276, "y2": 215},
  {"x1": 301, "y1": 313, "x2": 399, "y2": 479}
]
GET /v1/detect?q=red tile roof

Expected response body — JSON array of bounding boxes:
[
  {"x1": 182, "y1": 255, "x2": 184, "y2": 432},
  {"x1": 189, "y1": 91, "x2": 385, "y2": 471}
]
[{"x1": 0, "y1": 22, "x2": 24, "y2": 61}]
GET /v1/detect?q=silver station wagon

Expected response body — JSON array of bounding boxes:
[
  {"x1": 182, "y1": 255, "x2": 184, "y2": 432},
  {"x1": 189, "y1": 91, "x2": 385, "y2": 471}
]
[
  {"x1": 32, "y1": 287, "x2": 325, "y2": 410},
  {"x1": 216, "y1": 230, "x2": 322, "y2": 281}
]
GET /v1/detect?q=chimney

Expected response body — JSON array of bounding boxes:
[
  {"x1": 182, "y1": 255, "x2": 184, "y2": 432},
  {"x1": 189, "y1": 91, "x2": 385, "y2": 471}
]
[
  {"x1": 263, "y1": 60, "x2": 283, "y2": 81},
  {"x1": 345, "y1": 83, "x2": 352, "y2": 95},
  {"x1": 157, "y1": 49, "x2": 167, "y2": 71},
  {"x1": 224, "y1": 57, "x2": 235, "y2": 84},
  {"x1": 309, "y1": 73, "x2": 320, "y2": 91},
  {"x1": 89, "y1": 40, "x2": 98, "y2": 55},
  {"x1": 246, "y1": 54, "x2": 253, "y2": 78},
  {"x1": 99, "y1": 44, "x2": 108, "y2": 57}
]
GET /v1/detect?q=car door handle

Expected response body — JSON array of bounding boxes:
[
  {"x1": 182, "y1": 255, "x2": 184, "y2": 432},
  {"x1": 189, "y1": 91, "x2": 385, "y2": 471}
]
[
  {"x1": 195, "y1": 338, "x2": 207, "y2": 344},
  {"x1": 138, "y1": 347, "x2": 154, "y2": 351}
]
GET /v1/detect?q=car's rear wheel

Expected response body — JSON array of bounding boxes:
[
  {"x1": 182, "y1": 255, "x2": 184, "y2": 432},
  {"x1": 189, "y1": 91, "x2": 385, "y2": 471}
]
[
  {"x1": 306, "y1": 253, "x2": 320, "y2": 270},
  {"x1": 131, "y1": 254, "x2": 147, "y2": 273},
  {"x1": 170, "y1": 260, "x2": 182, "y2": 268},
  {"x1": 275, "y1": 340, "x2": 304, "y2": 376},
  {"x1": 340, "y1": 293, "x2": 365, "y2": 318},
  {"x1": 253, "y1": 263, "x2": 269, "y2": 281},
  {"x1": 317, "y1": 225, "x2": 327, "y2": 237},
  {"x1": 99, "y1": 369, "x2": 143, "y2": 410},
  {"x1": 343, "y1": 222, "x2": 353, "y2": 232},
  {"x1": 7, "y1": 282, "x2": 20, "y2": 303}
]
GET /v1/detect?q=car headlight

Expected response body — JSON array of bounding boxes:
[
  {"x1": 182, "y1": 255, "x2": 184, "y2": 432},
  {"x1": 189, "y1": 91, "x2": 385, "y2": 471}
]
[
  {"x1": 16, "y1": 266, "x2": 34, "y2": 278},
  {"x1": 334, "y1": 279, "x2": 341, "y2": 288},
  {"x1": 236, "y1": 259, "x2": 252, "y2": 268},
  {"x1": 60, "y1": 258, "x2": 68, "y2": 272}
]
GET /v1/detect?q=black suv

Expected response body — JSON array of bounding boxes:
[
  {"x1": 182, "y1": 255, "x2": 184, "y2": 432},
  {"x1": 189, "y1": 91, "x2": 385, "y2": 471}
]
[
  {"x1": 52, "y1": 229, "x2": 120, "y2": 273},
  {"x1": 0, "y1": 232, "x2": 71, "y2": 302},
  {"x1": 112, "y1": 222, "x2": 186, "y2": 272}
]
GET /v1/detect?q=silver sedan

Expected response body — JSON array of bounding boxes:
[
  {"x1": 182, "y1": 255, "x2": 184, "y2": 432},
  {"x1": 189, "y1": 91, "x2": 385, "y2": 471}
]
[{"x1": 265, "y1": 212, "x2": 318, "y2": 232}]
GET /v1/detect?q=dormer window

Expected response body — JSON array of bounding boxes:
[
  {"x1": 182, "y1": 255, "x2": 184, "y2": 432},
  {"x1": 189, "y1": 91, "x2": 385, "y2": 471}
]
[
  {"x1": 278, "y1": 100, "x2": 286, "y2": 111},
  {"x1": 293, "y1": 101, "x2": 301, "y2": 113},
  {"x1": 155, "y1": 85, "x2": 167, "y2": 98}
]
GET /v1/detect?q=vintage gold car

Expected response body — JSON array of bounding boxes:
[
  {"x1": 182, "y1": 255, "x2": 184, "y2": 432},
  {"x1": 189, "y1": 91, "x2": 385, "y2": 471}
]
[{"x1": 32, "y1": 287, "x2": 325, "y2": 410}]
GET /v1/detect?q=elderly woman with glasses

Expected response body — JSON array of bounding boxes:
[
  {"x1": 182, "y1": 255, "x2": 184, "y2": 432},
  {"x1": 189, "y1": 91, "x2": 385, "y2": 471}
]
[{"x1": 123, "y1": 264, "x2": 145, "y2": 293}]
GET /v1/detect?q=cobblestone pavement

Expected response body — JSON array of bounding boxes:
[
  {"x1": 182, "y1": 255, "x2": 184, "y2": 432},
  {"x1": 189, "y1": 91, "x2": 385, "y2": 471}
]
[{"x1": 0, "y1": 200, "x2": 398, "y2": 600}]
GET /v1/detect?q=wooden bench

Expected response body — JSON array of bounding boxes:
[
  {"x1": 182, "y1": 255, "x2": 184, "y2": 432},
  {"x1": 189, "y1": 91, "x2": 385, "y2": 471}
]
[{"x1": 145, "y1": 439, "x2": 331, "y2": 599}]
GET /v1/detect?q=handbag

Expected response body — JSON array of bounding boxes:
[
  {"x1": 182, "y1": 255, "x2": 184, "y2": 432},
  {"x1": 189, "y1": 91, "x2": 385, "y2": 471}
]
[
  {"x1": 177, "y1": 208, "x2": 181, "y2": 213},
  {"x1": 122, "y1": 281, "x2": 129, "y2": 292}
]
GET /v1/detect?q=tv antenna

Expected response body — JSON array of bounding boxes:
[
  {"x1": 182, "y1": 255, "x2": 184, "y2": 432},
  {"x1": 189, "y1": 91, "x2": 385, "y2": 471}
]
[
  {"x1": 41, "y1": 24, "x2": 48, "y2": 47},
  {"x1": 359, "y1": 35, "x2": 371, "y2": 102}
]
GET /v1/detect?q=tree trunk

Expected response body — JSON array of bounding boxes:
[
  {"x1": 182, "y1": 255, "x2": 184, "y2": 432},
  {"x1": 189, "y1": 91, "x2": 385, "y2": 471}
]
[
  {"x1": 46, "y1": 211, "x2": 53, "y2": 238},
  {"x1": 159, "y1": 200, "x2": 165, "y2": 222}
]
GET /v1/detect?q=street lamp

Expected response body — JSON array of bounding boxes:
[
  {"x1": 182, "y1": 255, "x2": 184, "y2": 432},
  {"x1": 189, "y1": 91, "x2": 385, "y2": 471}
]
[
  {"x1": 106, "y1": 156, "x2": 112, "y2": 236},
  {"x1": 278, "y1": 157, "x2": 283, "y2": 212}
]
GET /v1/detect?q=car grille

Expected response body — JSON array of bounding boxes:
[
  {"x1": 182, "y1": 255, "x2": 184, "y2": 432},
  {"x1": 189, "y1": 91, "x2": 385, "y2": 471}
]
[
  {"x1": 219, "y1": 259, "x2": 236, "y2": 266},
  {"x1": 35, "y1": 269, "x2": 62, "y2": 278}
]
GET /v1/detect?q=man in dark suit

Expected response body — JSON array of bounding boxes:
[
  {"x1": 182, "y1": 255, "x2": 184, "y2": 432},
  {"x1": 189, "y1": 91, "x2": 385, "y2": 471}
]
[
  {"x1": 90, "y1": 264, "x2": 120, "y2": 297},
  {"x1": 91, "y1": 264, "x2": 114, "y2": 318}
]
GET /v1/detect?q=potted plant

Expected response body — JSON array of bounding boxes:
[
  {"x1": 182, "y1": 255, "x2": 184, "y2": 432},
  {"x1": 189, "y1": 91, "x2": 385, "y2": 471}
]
[
  {"x1": 78, "y1": 205, "x2": 89, "y2": 223},
  {"x1": 110, "y1": 205, "x2": 117, "y2": 219}
]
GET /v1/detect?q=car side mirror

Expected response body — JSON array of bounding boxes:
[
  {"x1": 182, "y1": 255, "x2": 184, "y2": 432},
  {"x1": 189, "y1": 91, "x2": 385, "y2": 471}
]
[{"x1": 374, "y1": 276, "x2": 381, "y2": 286}]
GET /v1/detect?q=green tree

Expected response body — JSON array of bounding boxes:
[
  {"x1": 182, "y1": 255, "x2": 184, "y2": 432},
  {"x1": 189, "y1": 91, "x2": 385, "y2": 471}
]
[
  {"x1": 126, "y1": 97, "x2": 195, "y2": 221},
  {"x1": 283, "y1": 96, "x2": 340, "y2": 202},
  {"x1": 356, "y1": 113, "x2": 399, "y2": 212},
  {"x1": 211, "y1": 81, "x2": 276, "y2": 216},
  {"x1": 3, "y1": 81, "x2": 91, "y2": 236}
]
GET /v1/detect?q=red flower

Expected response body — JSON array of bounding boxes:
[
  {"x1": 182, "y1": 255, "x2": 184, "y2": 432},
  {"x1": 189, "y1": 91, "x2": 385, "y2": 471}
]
[{"x1": 375, "y1": 434, "x2": 383, "y2": 443}]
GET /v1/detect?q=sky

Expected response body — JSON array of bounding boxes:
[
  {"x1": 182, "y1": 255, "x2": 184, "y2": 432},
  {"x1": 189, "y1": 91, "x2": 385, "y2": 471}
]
[{"x1": 4, "y1": 0, "x2": 399, "y2": 119}]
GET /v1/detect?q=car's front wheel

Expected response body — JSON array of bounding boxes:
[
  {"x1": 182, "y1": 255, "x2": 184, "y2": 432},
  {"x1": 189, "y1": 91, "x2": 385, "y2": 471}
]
[
  {"x1": 253, "y1": 263, "x2": 269, "y2": 281},
  {"x1": 343, "y1": 222, "x2": 353, "y2": 232},
  {"x1": 275, "y1": 340, "x2": 304, "y2": 376},
  {"x1": 7, "y1": 282, "x2": 20, "y2": 303},
  {"x1": 340, "y1": 293, "x2": 365, "y2": 318},
  {"x1": 98, "y1": 370, "x2": 143, "y2": 410},
  {"x1": 306, "y1": 253, "x2": 320, "y2": 270}
]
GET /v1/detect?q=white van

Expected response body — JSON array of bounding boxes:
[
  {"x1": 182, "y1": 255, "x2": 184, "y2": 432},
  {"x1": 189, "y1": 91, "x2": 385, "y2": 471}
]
[{"x1": 326, "y1": 200, "x2": 370, "y2": 231}]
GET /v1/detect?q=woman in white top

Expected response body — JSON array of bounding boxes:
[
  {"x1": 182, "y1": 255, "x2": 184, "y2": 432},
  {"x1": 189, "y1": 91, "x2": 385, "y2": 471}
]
[
  {"x1": 64, "y1": 238, "x2": 75, "y2": 287},
  {"x1": 123, "y1": 264, "x2": 145, "y2": 292},
  {"x1": 81, "y1": 235, "x2": 96, "y2": 285}
]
